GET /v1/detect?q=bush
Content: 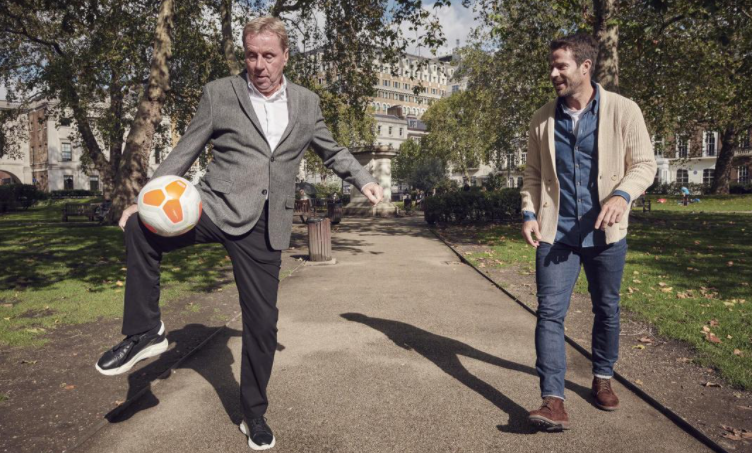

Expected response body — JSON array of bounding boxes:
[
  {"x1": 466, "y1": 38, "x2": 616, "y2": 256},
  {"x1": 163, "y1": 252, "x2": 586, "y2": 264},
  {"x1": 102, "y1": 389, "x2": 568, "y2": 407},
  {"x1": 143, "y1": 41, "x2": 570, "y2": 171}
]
[
  {"x1": 50, "y1": 189, "x2": 101, "y2": 199},
  {"x1": 424, "y1": 188, "x2": 521, "y2": 224},
  {"x1": 0, "y1": 184, "x2": 47, "y2": 211},
  {"x1": 646, "y1": 182, "x2": 708, "y2": 196},
  {"x1": 729, "y1": 183, "x2": 752, "y2": 194}
]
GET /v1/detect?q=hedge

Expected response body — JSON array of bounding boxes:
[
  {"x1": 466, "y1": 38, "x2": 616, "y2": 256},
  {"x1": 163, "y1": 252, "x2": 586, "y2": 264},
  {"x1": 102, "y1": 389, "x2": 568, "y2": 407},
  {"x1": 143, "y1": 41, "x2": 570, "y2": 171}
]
[
  {"x1": 49, "y1": 189, "x2": 102, "y2": 198},
  {"x1": 424, "y1": 188, "x2": 521, "y2": 224},
  {"x1": 0, "y1": 184, "x2": 47, "y2": 211}
]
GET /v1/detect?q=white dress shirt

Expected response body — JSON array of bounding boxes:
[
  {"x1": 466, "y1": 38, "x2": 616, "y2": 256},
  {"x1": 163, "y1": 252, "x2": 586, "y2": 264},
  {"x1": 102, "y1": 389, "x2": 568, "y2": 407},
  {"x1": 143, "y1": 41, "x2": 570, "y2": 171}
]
[
  {"x1": 246, "y1": 74, "x2": 377, "y2": 196},
  {"x1": 247, "y1": 75, "x2": 289, "y2": 153}
]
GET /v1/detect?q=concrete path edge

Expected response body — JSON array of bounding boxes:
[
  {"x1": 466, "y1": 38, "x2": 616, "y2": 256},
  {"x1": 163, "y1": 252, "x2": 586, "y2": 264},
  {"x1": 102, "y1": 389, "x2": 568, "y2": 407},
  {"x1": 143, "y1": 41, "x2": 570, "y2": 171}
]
[{"x1": 429, "y1": 227, "x2": 728, "y2": 453}]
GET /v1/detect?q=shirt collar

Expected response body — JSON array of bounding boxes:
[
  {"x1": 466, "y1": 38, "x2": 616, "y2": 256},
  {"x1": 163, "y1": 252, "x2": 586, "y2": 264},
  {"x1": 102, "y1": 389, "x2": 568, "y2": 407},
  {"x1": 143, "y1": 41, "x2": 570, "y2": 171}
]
[
  {"x1": 557, "y1": 81, "x2": 600, "y2": 115},
  {"x1": 247, "y1": 74, "x2": 288, "y2": 102}
]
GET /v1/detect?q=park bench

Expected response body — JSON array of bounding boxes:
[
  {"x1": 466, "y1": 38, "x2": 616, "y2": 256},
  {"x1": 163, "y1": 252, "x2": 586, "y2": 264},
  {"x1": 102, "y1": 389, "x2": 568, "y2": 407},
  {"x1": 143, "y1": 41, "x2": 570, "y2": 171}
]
[
  {"x1": 294, "y1": 199, "x2": 313, "y2": 223},
  {"x1": 633, "y1": 196, "x2": 651, "y2": 213},
  {"x1": 62, "y1": 203, "x2": 109, "y2": 222}
]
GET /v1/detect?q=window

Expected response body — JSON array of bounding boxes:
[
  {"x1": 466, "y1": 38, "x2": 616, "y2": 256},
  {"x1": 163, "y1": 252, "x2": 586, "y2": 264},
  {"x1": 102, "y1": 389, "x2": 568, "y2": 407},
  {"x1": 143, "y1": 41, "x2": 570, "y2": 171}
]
[
  {"x1": 377, "y1": 125, "x2": 382, "y2": 135},
  {"x1": 89, "y1": 175, "x2": 99, "y2": 192},
  {"x1": 393, "y1": 81, "x2": 399, "y2": 88},
  {"x1": 517, "y1": 176, "x2": 524, "y2": 188},
  {"x1": 703, "y1": 168, "x2": 714, "y2": 185},
  {"x1": 704, "y1": 131, "x2": 717, "y2": 157},
  {"x1": 383, "y1": 80, "x2": 389, "y2": 86},
  {"x1": 471, "y1": 176, "x2": 477, "y2": 186},
  {"x1": 431, "y1": 88, "x2": 437, "y2": 94},
  {"x1": 741, "y1": 129, "x2": 751, "y2": 149},
  {"x1": 652, "y1": 134, "x2": 664, "y2": 157},
  {"x1": 520, "y1": 153, "x2": 527, "y2": 164},
  {"x1": 404, "y1": 83, "x2": 409, "y2": 89},
  {"x1": 61, "y1": 143, "x2": 72, "y2": 162},
  {"x1": 399, "y1": 127, "x2": 403, "y2": 137},
  {"x1": 63, "y1": 175, "x2": 74, "y2": 190},
  {"x1": 676, "y1": 136, "x2": 689, "y2": 158},
  {"x1": 60, "y1": 117, "x2": 72, "y2": 127},
  {"x1": 388, "y1": 126, "x2": 393, "y2": 136},
  {"x1": 738, "y1": 166, "x2": 749, "y2": 184},
  {"x1": 676, "y1": 169, "x2": 688, "y2": 185},
  {"x1": 452, "y1": 85, "x2": 460, "y2": 93},
  {"x1": 318, "y1": 78, "x2": 324, "y2": 85}
]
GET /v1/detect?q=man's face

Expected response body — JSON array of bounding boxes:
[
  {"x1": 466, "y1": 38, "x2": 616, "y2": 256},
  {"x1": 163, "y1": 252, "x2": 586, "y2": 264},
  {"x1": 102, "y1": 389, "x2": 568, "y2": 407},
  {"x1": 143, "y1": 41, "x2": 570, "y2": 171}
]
[
  {"x1": 244, "y1": 32, "x2": 289, "y2": 96},
  {"x1": 549, "y1": 48, "x2": 590, "y2": 98}
]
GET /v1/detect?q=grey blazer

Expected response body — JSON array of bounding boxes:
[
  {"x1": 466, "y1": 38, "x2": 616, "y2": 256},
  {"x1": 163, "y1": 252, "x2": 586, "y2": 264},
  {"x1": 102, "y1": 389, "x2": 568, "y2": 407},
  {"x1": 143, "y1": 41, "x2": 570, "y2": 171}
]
[{"x1": 151, "y1": 72, "x2": 377, "y2": 250}]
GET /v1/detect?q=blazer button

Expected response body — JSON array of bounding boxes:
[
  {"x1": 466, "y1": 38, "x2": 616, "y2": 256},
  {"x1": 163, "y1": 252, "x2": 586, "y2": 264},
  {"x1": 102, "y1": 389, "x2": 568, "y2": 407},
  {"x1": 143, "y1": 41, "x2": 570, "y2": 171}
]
[
  {"x1": 262, "y1": 189, "x2": 268, "y2": 196},
  {"x1": 271, "y1": 156, "x2": 275, "y2": 162}
]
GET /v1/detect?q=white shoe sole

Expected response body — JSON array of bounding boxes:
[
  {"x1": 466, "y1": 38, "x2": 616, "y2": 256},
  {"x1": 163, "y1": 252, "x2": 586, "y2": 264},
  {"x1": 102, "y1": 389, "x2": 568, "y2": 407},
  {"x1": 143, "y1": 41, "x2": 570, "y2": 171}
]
[
  {"x1": 95, "y1": 323, "x2": 168, "y2": 376},
  {"x1": 240, "y1": 421, "x2": 276, "y2": 450}
]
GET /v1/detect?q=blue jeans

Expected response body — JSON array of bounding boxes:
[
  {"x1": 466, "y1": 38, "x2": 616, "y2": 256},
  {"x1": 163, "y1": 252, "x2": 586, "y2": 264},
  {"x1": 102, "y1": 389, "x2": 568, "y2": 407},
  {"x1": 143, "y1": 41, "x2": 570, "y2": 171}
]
[{"x1": 534, "y1": 239, "x2": 627, "y2": 399}]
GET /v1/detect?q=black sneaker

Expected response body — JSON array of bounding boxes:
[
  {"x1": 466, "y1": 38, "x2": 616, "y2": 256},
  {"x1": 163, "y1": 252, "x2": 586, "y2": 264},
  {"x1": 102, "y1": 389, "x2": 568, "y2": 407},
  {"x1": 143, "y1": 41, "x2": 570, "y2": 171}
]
[
  {"x1": 95, "y1": 322, "x2": 168, "y2": 376},
  {"x1": 240, "y1": 416, "x2": 276, "y2": 450}
]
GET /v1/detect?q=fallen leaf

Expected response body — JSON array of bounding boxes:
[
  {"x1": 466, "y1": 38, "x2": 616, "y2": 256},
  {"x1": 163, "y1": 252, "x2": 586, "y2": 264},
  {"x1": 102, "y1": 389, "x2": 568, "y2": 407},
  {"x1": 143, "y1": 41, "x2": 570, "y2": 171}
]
[
  {"x1": 702, "y1": 325, "x2": 711, "y2": 333},
  {"x1": 734, "y1": 349, "x2": 743, "y2": 356},
  {"x1": 114, "y1": 400, "x2": 125, "y2": 406},
  {"x1": 707, "y1": 333, "x2": 722, "y2": 344},
  {"x1": 20, "y1": 359, "x2": 37, "y2": 365},
  {"x1": 633, "y1": 279, "x2": 642, "y2": 284},
  {"x1": 703, "y1": 381, "x2": 721, "y2": 387},
  {"x1": 676, "y1": 357, "x2": 692, "y2": 363},
  {"x1": 727, "y1": 335, "x2": 733, "y2": 339},
  {"x1": 633, "y1": 344, "x2": 646, "y2": 350},
  {"x1": 708, "y1": 319, "x2": 719, "y2": 327},
  {"x1": 639, "y1": 337, "x2": 654, "y2": 344},
  {"x1": 658, "y1": 282, "x2": 668, "y2": 287},
  {"x1": 727, "y1": 261, "x2": 734, "y2": 267},
  {"x1": 1, "y1": 303, "x2": 12, "y2": 308},
  {"x1": 115, "y1": 281, "x2": 123, "y2": 287},
  {"x1": 660, "y1": 287, "x2": 673, "y2": 293},
  {"x1": 635, "y1": 379, "x2": 644, "y2": 386},
  {"x1": 64, "y1": 384, "x2": 75, "y2": 390}
]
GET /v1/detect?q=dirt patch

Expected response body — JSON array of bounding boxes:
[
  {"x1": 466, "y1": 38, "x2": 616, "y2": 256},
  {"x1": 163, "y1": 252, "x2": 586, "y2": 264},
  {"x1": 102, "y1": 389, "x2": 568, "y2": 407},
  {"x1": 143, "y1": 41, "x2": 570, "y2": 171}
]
[
  {"x1": 0, "y1": 225, "x2": 307, "y2": 453},
  {"x1": 438, "y1": 224, "x2": 752, "y2": 452}
]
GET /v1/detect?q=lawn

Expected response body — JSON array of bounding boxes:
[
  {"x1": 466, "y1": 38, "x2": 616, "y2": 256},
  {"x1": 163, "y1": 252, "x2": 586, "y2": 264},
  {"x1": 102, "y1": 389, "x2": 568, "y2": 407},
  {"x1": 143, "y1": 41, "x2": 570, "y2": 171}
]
[
  {"x1": 645, "y1": 193, "x2": 752, "y2": 212},
  {"x1": 453, "y1": 205, "x2": 752, "y2": 390},
  {"x1": 0, "y1": 199, "x2": 231, "y2": 348}
]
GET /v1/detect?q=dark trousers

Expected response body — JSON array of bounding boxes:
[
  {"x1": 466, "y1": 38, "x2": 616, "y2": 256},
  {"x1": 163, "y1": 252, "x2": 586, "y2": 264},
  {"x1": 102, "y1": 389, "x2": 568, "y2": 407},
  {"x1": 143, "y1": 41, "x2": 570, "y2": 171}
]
[
  {"x1": 534, "y1": 239, "x2": 627, "y2": 399},
  {"x1": 122, "y1": 204, "x2": 282, "y2": 420}
]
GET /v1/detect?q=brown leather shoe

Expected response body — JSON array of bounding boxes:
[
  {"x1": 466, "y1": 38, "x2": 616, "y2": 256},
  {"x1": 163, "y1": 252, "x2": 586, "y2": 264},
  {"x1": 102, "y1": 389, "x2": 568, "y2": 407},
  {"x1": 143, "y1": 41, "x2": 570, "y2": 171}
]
[
  {"x1": 592, "y1": 377, "x2": 620, "y2": 411},
  {"x1": 529, "y1": 397, "x2": 570, "y2": 431}
]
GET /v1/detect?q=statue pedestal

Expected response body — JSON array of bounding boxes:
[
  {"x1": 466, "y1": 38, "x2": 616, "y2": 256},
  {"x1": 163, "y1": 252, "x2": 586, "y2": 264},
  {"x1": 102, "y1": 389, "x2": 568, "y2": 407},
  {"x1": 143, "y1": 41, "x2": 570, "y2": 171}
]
[{"x1": 343, "y1": 146, "x2": 398, "y2": 217}]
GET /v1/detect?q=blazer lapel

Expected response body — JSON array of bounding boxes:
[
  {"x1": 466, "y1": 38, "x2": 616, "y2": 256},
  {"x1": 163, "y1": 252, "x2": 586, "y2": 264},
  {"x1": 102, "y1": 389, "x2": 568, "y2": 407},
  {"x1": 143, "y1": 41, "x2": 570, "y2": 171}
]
[
  {"x1": 275, "y1": 83, "x2": 299, "y2": 151},
  {"x1": 231, "y1": 73, "x2": 271, "y2": 155}
]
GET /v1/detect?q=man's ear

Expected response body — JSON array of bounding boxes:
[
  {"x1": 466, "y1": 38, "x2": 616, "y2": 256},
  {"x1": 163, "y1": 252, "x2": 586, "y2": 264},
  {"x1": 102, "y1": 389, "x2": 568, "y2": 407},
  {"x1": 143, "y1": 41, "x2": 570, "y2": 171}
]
[{"x1": 582, "y1": 59, "x2": 592, "y2": 75}]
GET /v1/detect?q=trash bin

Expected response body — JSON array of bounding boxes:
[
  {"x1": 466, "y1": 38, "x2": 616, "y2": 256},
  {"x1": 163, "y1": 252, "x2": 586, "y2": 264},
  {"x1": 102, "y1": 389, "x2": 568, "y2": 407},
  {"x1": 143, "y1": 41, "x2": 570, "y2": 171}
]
[
  {"x1": 307, "y1": 217, "x2": 332, "y2": 262},
  {"x1": 327, "y1": 199, "x2": 342, "y2": 224}
]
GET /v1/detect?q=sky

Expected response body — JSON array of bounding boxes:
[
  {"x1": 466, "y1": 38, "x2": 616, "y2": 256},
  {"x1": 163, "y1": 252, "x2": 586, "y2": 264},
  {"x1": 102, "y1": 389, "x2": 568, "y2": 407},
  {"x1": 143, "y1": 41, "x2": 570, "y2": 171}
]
[{"x1": 402, "y1": 2, "x2": 480, "y2": 56}]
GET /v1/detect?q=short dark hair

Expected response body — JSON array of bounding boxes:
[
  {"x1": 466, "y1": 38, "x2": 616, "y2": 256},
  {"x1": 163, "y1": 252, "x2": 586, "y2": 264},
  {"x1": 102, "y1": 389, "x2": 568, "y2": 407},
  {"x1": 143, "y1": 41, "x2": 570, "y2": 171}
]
[{"x1": 550, "y1": 33, "x2": 599, "y2": 75}]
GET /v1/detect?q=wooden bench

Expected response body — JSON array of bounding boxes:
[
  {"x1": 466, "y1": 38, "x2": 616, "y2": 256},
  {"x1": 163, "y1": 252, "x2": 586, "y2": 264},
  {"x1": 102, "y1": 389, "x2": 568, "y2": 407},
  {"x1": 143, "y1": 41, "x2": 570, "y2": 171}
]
[
  {"x1": 633, "y1": 196, "x2": 651, "y2": 213},
  {"x1": 62, "y1": 203, "x2": 101, "y2": 222},
  {"x1": 294, "y1": 199, "x2": 313, "y2": 223}
]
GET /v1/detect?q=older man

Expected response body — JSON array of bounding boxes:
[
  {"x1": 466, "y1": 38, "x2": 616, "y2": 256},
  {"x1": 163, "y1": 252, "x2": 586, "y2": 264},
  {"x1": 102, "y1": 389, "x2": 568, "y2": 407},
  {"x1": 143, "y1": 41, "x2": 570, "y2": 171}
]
[
  {"x1": 95, "y1": 17, "x2": 383, "y2": 450},
  {"x1": 520, "y1": 33, "x2": 656, "y2": 431}
]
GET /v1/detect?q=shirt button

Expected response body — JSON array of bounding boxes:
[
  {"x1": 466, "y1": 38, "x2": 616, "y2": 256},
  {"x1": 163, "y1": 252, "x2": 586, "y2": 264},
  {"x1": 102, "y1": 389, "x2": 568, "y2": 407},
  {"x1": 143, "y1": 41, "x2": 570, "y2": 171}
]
[{"x1": 262, "y1": 189, "x2": 268, "y2": 196}]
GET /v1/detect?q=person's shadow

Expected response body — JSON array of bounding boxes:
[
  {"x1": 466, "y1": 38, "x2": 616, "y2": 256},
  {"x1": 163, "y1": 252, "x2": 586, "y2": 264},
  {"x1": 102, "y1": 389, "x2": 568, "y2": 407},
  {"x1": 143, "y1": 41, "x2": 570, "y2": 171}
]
[
  {"x1": 341, "y1": 313, "x2": 592, "y2": 434},
  {"x1": 106, "y1": 323, "x2": 284, "y2": 425}
]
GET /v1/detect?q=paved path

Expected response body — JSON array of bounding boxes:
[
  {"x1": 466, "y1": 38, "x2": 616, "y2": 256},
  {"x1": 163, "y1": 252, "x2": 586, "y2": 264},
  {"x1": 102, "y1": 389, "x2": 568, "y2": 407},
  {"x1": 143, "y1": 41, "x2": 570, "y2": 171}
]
[{"x1": 76, "y1": 217, "x2": 710, "y2": 453}]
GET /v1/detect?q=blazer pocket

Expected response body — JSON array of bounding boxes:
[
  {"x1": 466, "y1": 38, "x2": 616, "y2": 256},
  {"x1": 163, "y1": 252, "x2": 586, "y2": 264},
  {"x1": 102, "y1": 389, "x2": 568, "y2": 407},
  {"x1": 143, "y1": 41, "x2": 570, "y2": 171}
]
[
  {"x1": 285, "y1": 196, "x2": 295, "y2": 209},
  {"x1": 205, "y1": 175, "x2": 233, "y2": 194}
]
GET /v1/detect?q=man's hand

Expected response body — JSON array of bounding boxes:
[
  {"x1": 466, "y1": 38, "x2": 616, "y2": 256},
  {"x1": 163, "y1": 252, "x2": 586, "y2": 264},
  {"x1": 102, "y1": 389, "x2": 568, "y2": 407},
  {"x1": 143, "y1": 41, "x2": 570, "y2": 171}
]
[
  {"x1": 522, "y1": 220, "x2": 542, "y2": 248},
  {"x1": 595, "y1": 196, "x2": 628, "y2": 230},
  {"x1": 361, "y1": 183, "x2": 384, "y2": 206},
  {"x1": 119, "y1": 204, "x2": 139, "y2": 231}
]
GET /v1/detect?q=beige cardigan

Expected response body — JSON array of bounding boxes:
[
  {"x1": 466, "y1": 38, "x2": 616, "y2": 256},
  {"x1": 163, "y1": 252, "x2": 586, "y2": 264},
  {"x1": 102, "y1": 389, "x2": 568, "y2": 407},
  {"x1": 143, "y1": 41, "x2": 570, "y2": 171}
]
[{"x1": 520, "y1": 84, "x2": 657, "y2": 244}]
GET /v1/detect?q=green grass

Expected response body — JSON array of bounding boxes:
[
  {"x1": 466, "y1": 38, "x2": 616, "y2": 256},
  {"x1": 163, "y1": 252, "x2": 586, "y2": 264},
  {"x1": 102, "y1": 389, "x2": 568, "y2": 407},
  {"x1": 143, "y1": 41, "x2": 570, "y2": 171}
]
[
  {"x1": 0, "y1": 393, "x2": 8, "y2": 403},
  {"x1": 0, "y1": 200, "x2": 231, "y2": 348},
  {"x1": 452, "y1": 209, "x2": 752, "y2": 390},
  {"x1": 644, "y1": 194, "x2": 752, "y2": 212}
]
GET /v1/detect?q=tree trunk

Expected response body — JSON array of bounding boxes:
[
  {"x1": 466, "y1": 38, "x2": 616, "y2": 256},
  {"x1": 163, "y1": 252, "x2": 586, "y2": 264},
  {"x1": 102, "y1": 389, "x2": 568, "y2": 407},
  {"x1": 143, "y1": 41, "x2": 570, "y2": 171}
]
[
  {"x1": 593, "y1": 0, "x2": 619, "y2": 91},
  {"x1": 109, "y1": 0, "x2": 175, "y2": 222},
  {"x1": 220, "y1": 0, "x2": 242, "y2": 75},
  {"x1": 710, "y1": 126, "x2": 736, "y2": 194}
]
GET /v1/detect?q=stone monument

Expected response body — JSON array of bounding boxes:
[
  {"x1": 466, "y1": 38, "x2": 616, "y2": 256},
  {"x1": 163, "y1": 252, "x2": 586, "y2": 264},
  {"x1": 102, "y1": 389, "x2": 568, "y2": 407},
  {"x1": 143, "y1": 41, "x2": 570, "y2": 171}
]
[{"x1": 344, "y1": 144, "x2": 398, "y2": 217}]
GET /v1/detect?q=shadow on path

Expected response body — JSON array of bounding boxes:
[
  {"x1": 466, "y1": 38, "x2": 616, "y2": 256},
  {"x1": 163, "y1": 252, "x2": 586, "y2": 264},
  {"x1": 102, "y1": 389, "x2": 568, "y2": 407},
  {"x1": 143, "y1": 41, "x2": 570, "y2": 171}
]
[
  {"x1": 341, "y1": 313, "x2": 592, "y2": 434},
  {"x1": 105, "y1": 324, "x2": 284, "y2": 426}
]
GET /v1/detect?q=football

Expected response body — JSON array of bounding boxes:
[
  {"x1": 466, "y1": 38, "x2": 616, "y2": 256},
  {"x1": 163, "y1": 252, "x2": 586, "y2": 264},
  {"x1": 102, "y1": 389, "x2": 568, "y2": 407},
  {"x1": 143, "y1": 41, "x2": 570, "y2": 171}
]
[{"x1": 137, "y1": 175, "x2": 202, "y2": 237}]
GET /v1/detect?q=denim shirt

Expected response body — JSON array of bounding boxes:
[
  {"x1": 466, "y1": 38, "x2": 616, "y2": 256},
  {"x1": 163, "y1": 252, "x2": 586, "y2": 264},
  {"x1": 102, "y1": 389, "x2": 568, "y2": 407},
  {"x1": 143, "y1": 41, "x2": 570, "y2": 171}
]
[{"x1": 523, "y1": 84, "x2": 630, "y2": 247}]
